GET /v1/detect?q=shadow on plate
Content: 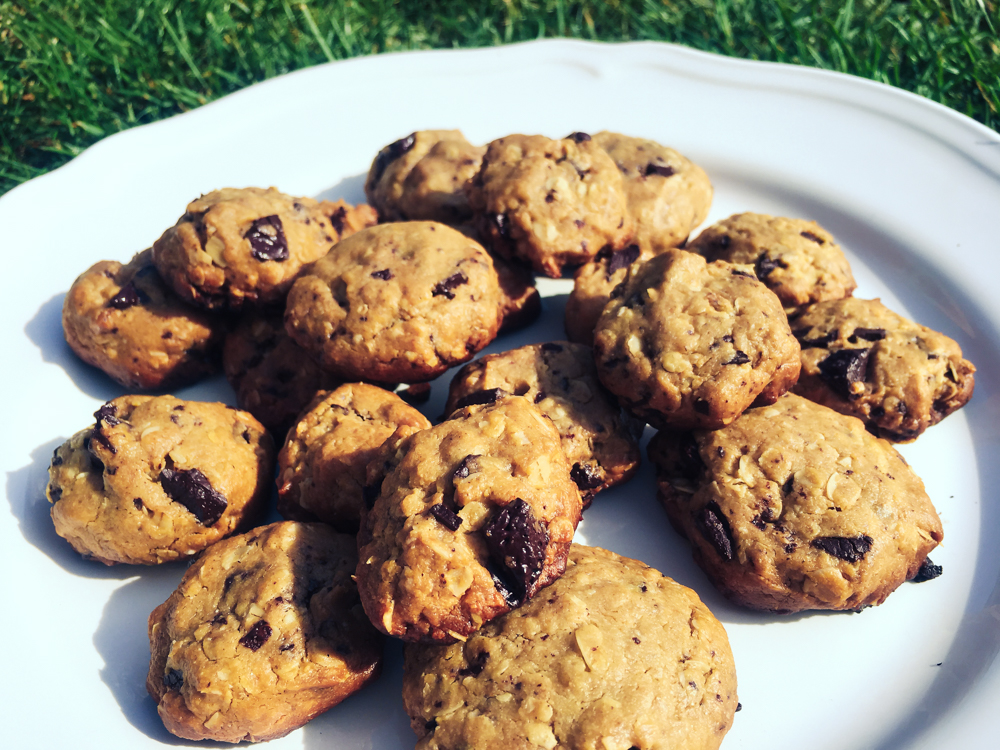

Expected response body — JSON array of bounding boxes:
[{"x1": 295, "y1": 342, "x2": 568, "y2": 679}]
[{"x1": 315, "y1": 173, "x2": 367, "y2": 206}]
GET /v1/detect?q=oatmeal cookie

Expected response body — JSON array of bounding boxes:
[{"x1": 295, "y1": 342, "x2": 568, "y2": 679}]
[{"x1": 564, "y1": 243, "x2": 653, "y2": 346}]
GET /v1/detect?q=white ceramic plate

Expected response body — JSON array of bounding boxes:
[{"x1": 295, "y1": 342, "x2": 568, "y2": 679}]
[{"x1": 3, "y1": 39, "x2": 1000, "y2": 750}]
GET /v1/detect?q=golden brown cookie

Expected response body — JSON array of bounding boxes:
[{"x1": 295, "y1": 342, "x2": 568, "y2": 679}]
[
  {"x1": 492, "y1": 252, "x2": 542, "y2": 333},
  {"x1": 147, "y1": 521, "x2": 383, "y2": 743},
  {"x1": 564, "y1": 243, "x2": 654, "y2": 345}
]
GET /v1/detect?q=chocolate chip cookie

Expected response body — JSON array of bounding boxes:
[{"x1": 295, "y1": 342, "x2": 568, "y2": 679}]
[
  {"x1": 564, "y1": 243, "x2": 654, "y2": 345},
  {"x1": 277, "y1": 383, "x2": 432, "y2": 533},
  {"x1": 444, "y1": 342, "x2": 642, "y2": 505},
  {"x1": 492, "y1": 252, "x2": 542, "y2": 333},
  {"x1": 403, "y1": 544, "x2": 738, "y2": 750},
  {"x1": 593, "y1": 249, "x2": 801, "y2": 430},
  {"x1": 62, "y1": 249, "x2": 225, "y2": 389},
  {"x1": 356, "y1": 396, "x2": 583, "y2": 643},
  {"x1": 592, "y1": 130, "x2": 713, "y2": 252},
  {"x1": 791, "y1": 297, "x2": 975, "y2": 441},
  {"x1": 687, "y1": 213, "x2": 856, "y2": 311},
  {"x1": 47, "y1": 395, "x2": 273, "y2": 565},
  {"x1": 649, "y1": 393, "x2": 944, "y2": 612},
  {"x1": 147, "y1": 521, "x2": 383, "y2": 743},
  {"x1": 284, "y1": 221, "x2": 502, "y2": 384},
  {"x1": 467, "y1": 133, "x2": 632, "y2": 278}
]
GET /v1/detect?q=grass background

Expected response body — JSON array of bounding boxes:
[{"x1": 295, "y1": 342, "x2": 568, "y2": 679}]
[{"x1": 2, "y1": 0, "x2": 998, "y2": 196}]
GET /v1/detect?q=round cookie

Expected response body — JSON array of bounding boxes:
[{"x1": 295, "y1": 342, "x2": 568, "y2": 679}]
[
  {"x1": 593, "y1": 249, "x2": 801, "y2": 430},
  {"x1": 152, "y1": 187, "x2": 375, "y2": 310},
  {"x1": 444, "y1": 342, "x2": 642, "y2": 505},
  {"x1": 277, "y1": 383, "x2": 432, "y2": 533},
  {"x1": 62, "y1": 249, "x2": 225, "y2": 389},
  {"x1": 223, "y1": 310, "x2": 343, "y2": 439},
  {"x1": 467, "y1": 133, "x2": 632, "y2": 278},
  {"x1": 687, "y1": 213, "x2": 856, "y2": 311},
  {"x1": 564, "y1": 243, "x2": 654, "y2": 345},
  {"x1": 648, "y1": 393, "x2": 944, "y2": 612},
  {"x1": 791, "y1": 297, "x2": 975, "y2": 441},
  {"x1": 46, "y1": 395, "x2": 273, "y2": 565},
  {"x1": 356, "y1": 396, "x2": 583, "y2": 643},
  {"x1": 592, "y1": 130, "x2": 713, "y2": 252},
  {"x1": 284, "y1": 221, "x2": 502, "y2": 384},
  {"x1": 147, "y1": 521, "x2": 383, "y2": 743},
  {"x1": 365, "y1": 130, "x2": 486, "y2": 223},
  {"x1": 403, "y1": 544, "x2": 739, "y2": 750}
]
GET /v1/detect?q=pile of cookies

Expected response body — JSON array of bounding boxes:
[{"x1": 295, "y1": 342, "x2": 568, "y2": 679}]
[{"x1": 45, "y1": 127, "x2": 975, "y2": 748}]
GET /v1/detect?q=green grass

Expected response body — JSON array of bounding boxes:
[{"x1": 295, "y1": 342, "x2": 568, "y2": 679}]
[{"x1": 2, "y1": 0, "x2": 998, "y2": 195}]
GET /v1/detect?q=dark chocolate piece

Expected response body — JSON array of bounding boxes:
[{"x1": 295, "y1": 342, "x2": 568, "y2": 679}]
[
  {"x1": 107, "y1": 281, "x2": 145, "y2": 310},
  {"x1": 849, "y1": 327, "x2": 887, "y2": 343},
  {"x1": 570, "y1": 462, "x2": 603, "y2": 491},
  {"x1": 454, "y1": 388, "x2": 510, "y2": 410},
  {"x1": 811, "y1": 534, "x2": 873, "y2": 562},
  {"x1": 606, "y1": 244, "x2": 641, "y2": 277},
  {"x1": 163, "y1": 668, "x2": 184, "y2": 689},
  {"x1": 432, "y1": 272, "x2": 468, "y2": 299},
  {"x1": 245, "y1": 215, "x2": 288, "y2": 261},
  {"x1": 239, "y1": 619, "x2": 272, "y2": 651},
  {"x1": 429, "y1": 503, "x2": 462, "y2": 531},
  {"x1": 566, "y1": 132, "x2": 591, "y2": 143},
  {"x1": 911, "y1": 557, "x2": 943, "y2": 583},
  {"x1": 159, "y1": 467, "x2": 228, "y2": 526},
  {"x1": 793, "y1": 328, "x2": 840, "y2": 349},
  {"x1": 818, "y1": 348, "x2": 872, "y2": 400},
  {"x1": 725, "y1": 350, "x2": 750, "y2": 366},
  {"x1": 644, "y1": 162, "x2": 676, "y2": 178},
  {"x1": 370, "y1": 268, "x2": 394, "y2": 280},
  {"x1": 800, "y1": 231, "x2": 826, "y2": 244},
  {"x1": 695, "y1": 502, "x2": 734, "y2": 561},
  {"x1": 371, "y1": 133, "x2": 416, "y2": 183},
  {"x1": 452, "y1": 454, "x2": 482, "y2": 481},
  {"x1": 755, "y1": 253, "x2": 788, "y2": 279},
  {"x1": 483, "y1": 498, "x2": 548, "y2": 606}
]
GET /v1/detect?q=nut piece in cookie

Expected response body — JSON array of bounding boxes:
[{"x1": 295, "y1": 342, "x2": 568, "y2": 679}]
[
  {"x1": 564, "y1": 243, "x2": 653, "y2": 345},
  {"x1": 593, "y1": 249, "x2": 801, "y2": 430},
  {"x1": 445, "y1": 342, "x2": 642, "y2": 505},
  {"x1": 649, "y1": 393, "x2": 944, "y2": 612},
  {"x1": 592, "y1": 130, "x2": 713, "y2": 252},
  {"x1": 356, "y1": 396, "x2": 583, "y2": 642},
  {"x1": 277, "y1": 383, "x2": 432, "y2": 533},
  {"x1": 152, "y1": 187, "x2": 374, "y2": 310},
  {"x1": 62, "y1": 249, "x2": 224, "y2": 389},
  {"x1": 147, "y1": 521, "x2": 383, "y2": 743},
  {"x1": 687, "y1": 212, "x2": 856, "y2": 311},
  {"x1": 791, "y1": 297, "x2": 975, "y2": 441},
  {"x1": 365, "y1": 130, "x2": 485, "y2": 224},
  {"x1": 403, "y1": 544, "x2": 738, "y2": 750},
  {"x1": 467, "y1": 133, "x2": 632, "y2": 278},
  {"x1": 284, "y1": 221, "x2": 503, "y2": 384},
  {"x1": 47, "y1": 395, "x2": 274, "y2": 565}
]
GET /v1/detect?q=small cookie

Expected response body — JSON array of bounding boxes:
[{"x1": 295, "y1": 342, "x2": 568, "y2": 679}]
[
  {"x1": 147, "y1": 521, "x2": 383, "y2": 743},
  {"x1": 593, "y1": 249, "x2": 801, "y2": 430},
  {"x1": 592, "y1": 131, "x2": 713, "y2": 252},
  {"x1": 222, "y1": 310, "x2": 342, "y2": 438},
  {"x1": 62, "y1": 249, "x2": 224, "y2": 389},
  {"x1": 277, "y1": 383, "x2": 432, "y2": 533},
  {"x1": 284, "y1": 221, "x2": 502, "y2": 384},
  {"x1": 152, "y1": 188, "x2": 375, "y2": 309},
  {"x1": 403, "y1": 544, "x2": 738, "y2": 750},
  {"x1": 687, "y1": 213, "x2": 856, "y2": 311},
  {"x1": 356, "y1": 396, "x2": 583, "y2": 642},
  {"x1": 467, "y1": 133, "x2": 632, "y2": 278},
  {"x1": 47, "y1": 396, "x2": 273, "y2": 565},
  {"x1": 444, "y1": 342, "x2": 642, "y2": 504},
  {"x1": 791, "y1": 297, "x2": 975, "y2": 441},
  {"x1": 365, "y1": 130, "x2": 485, "y2": 223},
  {"x1": 564, "y1": 243, "x2": 654, "y2": 345},
  {"x1": 649, "y1": 393, "x2": 944, "y2": 612}
]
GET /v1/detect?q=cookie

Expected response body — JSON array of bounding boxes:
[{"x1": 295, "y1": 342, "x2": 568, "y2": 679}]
[
  {"x1": 564, "y1": 243, "x2": 654, "y2": 345},
  {"x1": 403, "y1": 544, "x2": 738, "y2": 750},
  {"x1": 46, "y1": 395, "x2": 273, "y2": 565},
  {"x1": 593, "y1": 249, "x2": 801, "y2": 430},
  {"x1": 444, "y1": 342, "x2": 642, "y2": 505},
  {"x1": 687, "y1": 213, "x2": 856, "y2": 310},
  {"x1": 222, "y1": 310, "x2": 342, "y2": 438},
  {"x1": 277, "y1": 383, "x2": 432, "y2": 533},
  {"x1": 365, "y1": 130, "x2": 485, "y2": 224},
  {"x1": 147, "y1": 521, "x2": 383, "y2": 743},
  {"x1": 791, "y1": 297, "x2": 975, "y2": 441},
  {"x1": 284, "y1": 221, "x2": 502, "y2": 384},
  {"x1": 62, "y1": 249, "x2": 225, "y2": 390},
  {"x1": 492, "y1": 252, "x2": 542, "y2": 333},
  {"x1": 649, "y1": 393, "x2": 944, "y2": 612},
  {"x1": 592, "y1": 130, "x2": 713, "y2": 252},
  {"x1": 152, "y1": 187, "x2": 375, "y2": 310},
  {"x1": 467, "y1": 133, "x2": 632, "y2": 278},
  {"x1": 356, "y1": 396, "x2": 583, "y2": 642}
]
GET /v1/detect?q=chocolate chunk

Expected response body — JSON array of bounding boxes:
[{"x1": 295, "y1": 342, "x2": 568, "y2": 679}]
[
  {"x1": 911, "y1": 557, "x2": 943, "y2": 583},
  {"x1": 606, "y1": 244, "x2": 641, "y2": 277},
  {"x1": 429, "y1": 503, "x2": 462, "y2": 531},
  {"x1": 328, "y1": 206, "x2": 347, "y2": 235},
  {"x1": 452, "y1": 454, "x2": 482, "y2": 480},
  {"x1": 163, "y1": 668, "x2": 184, "y2": 690},
  {"x1": 810, "y1": 535, "x2": 873, "y2": 562},
  {"x1": 533, "y1": 391, "x2": 546, "y2": 404},
  {"x1": 107, "y1": 281, "x2": 146, "y2": 310},
  {"x1": 239, "y1": 620, "x2": 272, "y2": 651},
  {"x1": 570, "y1": 462, "x2": 603, "y2": 491},
  {"x1": 725, "y1": 350, "x2": 750, "y2": 366},
  {"x1": 818, "y1": 348, "x2": 872, "y2": 400},
  {"x1": 782, "y1": 475, "x2": 795, "y2": 494},
  {"x1": 695, "y1": 502, "x2": 734, "y2": 561},
  {"x1": 483, "y1": 499, "x2": 548, "y2": 606},
  {"x1": 849, "y1": 327, "x2": 887, "y2": 343},
  {"x1": 93, "y1": 403, "x2": 121, "y2": 428},
  {"x1": 454, "y1": 388, "x2": 510, "y2": 409},
  {"x1": 540, "y1": 342, "x2": 564, "y2": 352},
  {"x1": 693, "y1": 398, "x2": 711, "y2": 415},
  {"x1": 566, "y1": 132, "x2": 591, "y2": 142},
  {"x1": 676, "y1": 434, "x2": 705, "y2": 482},
  {"x1": 644, "y1": 162, "x2": 676, "y2": 178},
  {"x1": 432, "y1": 272, "x2": 468, "y2": 299},
  {"x1": 755, "y1": 253, "x2": 788, "y2": 279},
  {"x1": 800, "y1": 230, "x2": 826, "y2": 244},
  {"x1": 159, "y1": 467, "x2": 228, "y2": 526},
  {"x1": 731, "y1": 269, "x2": 755, "y2": 279},
  {"x1": 371, "y1": 132, "x2": 416, "y2": 183},
  {"x1": 245, "y1": 215, "x2": 288, "y2": 261},
  {"x1": 793, "y1": 328, "x2": 839, "y2": 349},
  {"x1": 370, "y1": 268, "x2": 394, "y2": 280},
  {"x1": 750, "y1": 514, "x2": 766, "y2": 530},
  {"x1": 458, "y1": 650, "x2": 489, "y2": 677}
]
